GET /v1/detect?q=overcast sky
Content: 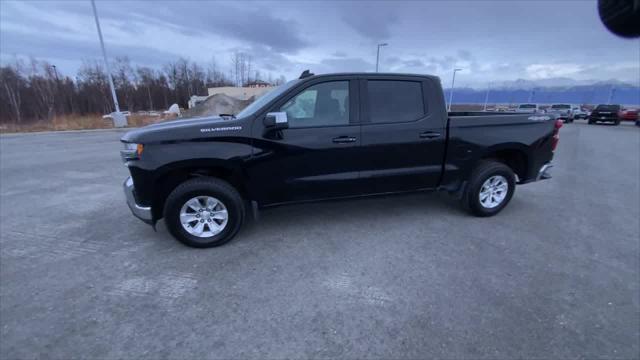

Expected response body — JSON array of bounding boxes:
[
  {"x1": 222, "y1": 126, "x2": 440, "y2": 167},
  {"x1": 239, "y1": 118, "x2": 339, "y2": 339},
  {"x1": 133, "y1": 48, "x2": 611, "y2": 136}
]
[{"x1": 1, "y1": 0, "x2": 638, "y2": 88}]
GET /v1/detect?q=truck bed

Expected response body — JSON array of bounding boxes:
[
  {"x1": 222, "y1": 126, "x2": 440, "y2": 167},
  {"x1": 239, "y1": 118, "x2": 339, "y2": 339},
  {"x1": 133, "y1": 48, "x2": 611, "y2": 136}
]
[{"x1": 441, "y1": 112, "x2": 556, "y2": 187}]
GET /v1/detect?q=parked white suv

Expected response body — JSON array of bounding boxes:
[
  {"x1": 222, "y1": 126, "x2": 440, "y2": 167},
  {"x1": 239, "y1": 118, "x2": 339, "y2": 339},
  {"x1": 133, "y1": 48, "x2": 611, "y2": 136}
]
[
  {"x1": 549, "y1": 104, "x2": 574, "y2": 123},
  {"x1": 516, "y1": 103, "x2": 540, "y2": 113},
  {"x1": 572, "y1": 106, "x2": 588, "y2": 120}
]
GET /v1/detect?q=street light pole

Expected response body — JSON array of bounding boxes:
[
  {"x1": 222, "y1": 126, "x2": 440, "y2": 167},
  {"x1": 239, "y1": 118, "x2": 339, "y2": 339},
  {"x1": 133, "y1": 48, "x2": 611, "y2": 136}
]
[
  {"x1": 91, "y1": 0, "x2": 126, "y2": 126},
  {"x1": 375, "y1": 43, "x2": 388, "y2": 72},
  {"x1": 51, "y1": 65, "x2": 60, "y2": 82},
  {"x1": 607, "y1": 86, "x2": 615, "y2": 104},
  {"x1": 483, "y1": 83, "x2": 491, "y2": 111},
  {"x1": 447, "y1": 68, "x2": 462, "y2": 112}
]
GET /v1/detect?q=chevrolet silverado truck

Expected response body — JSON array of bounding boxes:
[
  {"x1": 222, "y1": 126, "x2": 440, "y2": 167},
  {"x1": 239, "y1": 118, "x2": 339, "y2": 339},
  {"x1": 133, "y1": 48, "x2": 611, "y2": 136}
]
[
  {"x1": 121, "y1": 72, "x2": 561, "y2": 248},
  {"x1": 589, "y1": 104, "x2": 622, "y2": 125}
]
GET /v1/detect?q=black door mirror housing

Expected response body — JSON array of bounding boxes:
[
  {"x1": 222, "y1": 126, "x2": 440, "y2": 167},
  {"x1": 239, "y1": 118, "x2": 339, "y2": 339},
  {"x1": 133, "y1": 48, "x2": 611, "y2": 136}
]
[{"x1": 264, "y1": 112, "x2": 289, "y2": 130}]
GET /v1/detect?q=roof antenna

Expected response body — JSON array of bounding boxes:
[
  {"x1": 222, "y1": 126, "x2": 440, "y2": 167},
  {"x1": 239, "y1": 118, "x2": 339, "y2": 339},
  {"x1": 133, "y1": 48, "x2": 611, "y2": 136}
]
[{"x1": 299, "y1": 70, "x2": 314, "y2": 79}]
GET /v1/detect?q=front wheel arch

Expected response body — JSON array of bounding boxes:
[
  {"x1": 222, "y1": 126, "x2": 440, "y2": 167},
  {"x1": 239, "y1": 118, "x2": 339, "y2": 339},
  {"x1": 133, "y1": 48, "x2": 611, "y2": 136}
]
[{"x1": 151, "y1": 162, "x2": 248, "y2": 220}]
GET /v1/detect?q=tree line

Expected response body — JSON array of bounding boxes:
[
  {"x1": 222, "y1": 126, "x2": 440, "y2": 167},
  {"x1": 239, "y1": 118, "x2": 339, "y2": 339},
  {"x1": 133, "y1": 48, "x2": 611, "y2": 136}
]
[{"x1": 0, "y1": 53, "x2": 286, "y2": 124}]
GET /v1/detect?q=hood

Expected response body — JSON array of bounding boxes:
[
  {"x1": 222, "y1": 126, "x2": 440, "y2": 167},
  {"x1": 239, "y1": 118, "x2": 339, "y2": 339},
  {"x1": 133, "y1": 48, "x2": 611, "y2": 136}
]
[{"x1": 121, "y1": 116, "x2": 247, "y2": 144}]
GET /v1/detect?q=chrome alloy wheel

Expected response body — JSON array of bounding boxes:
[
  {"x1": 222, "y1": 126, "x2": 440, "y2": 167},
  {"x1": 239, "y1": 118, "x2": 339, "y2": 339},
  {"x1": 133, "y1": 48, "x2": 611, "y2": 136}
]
[
  {"x1": 479, "y1": 175, "x2": 509, "y2": 209},
  {"x1": 179, "y1": 196, "x2": 228, "y2": 237}
]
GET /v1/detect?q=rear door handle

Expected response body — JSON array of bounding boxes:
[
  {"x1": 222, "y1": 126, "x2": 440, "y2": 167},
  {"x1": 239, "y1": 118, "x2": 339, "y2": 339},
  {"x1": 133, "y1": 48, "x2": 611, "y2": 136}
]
[
  {"x1": 419, "y1": 131, "x2": 441, "y2": 139},
  {"x1": 332, "y1": 136, "x2": 357, "y2": 144}
]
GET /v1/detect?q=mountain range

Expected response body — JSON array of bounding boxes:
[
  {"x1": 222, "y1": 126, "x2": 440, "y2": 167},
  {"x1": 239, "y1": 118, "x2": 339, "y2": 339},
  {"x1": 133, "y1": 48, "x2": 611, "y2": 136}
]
[{"x1": 446, "y1": 80, "x2": 639, "y2": 105}]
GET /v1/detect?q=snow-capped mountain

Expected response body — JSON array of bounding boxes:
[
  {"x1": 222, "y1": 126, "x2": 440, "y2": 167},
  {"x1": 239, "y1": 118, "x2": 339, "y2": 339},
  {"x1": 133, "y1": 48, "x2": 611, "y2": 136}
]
[{"x1": 445, "y1": 80, "x2": 640, "y2": 105}]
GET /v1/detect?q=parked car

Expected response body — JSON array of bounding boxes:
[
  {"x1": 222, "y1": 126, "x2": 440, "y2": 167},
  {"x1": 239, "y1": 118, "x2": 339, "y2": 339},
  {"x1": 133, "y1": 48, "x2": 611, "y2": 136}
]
[
  {"x1": 572, "y1": 106, "x2": 588, "y2": 120},
  {"x1": 619, "y1": 108, "x2": 639, "y2": 121},
  {"x1": 516, "y1": 103, "x2": 540, "y2": 113},
  {"x1": 589, "y1": 104, "x2": 622, "y2": 125},
  {"x1": 121, "y1": 72, "x2": 561, "y2": 248},
  {"x1": 548, "y1": 104, "x2": 574, "y2": 123}
]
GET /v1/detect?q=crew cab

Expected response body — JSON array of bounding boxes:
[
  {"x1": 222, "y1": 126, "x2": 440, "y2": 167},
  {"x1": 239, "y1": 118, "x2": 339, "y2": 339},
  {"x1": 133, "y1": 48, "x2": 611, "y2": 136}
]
[
  {"x1": 121, "y1": 72, "x2": 560, "y2": 248},
  {"x1": 589, "y1": 104, "x2": 622, "y2": 125}
]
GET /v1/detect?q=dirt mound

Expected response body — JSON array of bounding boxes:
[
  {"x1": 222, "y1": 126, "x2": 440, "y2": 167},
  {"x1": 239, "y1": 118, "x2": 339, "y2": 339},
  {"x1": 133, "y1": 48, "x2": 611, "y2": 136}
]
[{"x1": 183, "y1": 94, "x2": 254, "y2": 118}]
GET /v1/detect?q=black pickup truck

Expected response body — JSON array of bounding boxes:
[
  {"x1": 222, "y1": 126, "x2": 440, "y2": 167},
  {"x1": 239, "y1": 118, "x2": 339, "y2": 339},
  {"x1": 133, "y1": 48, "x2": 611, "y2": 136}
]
[{"x1": 121, "y1": 72, "x2": 561, "y2": 248}]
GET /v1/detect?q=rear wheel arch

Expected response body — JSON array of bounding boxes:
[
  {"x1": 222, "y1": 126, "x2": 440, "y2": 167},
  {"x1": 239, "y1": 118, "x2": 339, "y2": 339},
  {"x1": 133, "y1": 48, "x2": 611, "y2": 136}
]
[{"x1": 480, "y1": 147, "x2": 529, "y2": 181}]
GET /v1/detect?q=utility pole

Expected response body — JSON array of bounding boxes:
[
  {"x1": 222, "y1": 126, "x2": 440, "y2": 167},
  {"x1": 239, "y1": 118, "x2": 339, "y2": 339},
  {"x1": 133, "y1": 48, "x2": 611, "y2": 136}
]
[
  {"x1": 483, "y1": 83, "x2": 491, "y2": 111},
  {"x1": 528, "y1": 88, "x2": 536, "y2": 103},
  {"x1": 375, "y1": 43, "x2": 388, "y2": 72},
  {"x1": 91, "y1": 0, "x2": 126, "y2": 127},
  {"x1": 447, "y1": 68, "x2": 462, "y2": 112}
]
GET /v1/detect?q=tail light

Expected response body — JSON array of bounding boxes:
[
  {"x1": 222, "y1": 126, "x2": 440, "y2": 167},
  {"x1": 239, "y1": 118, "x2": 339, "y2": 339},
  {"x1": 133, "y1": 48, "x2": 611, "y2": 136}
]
[{"x1": 552, "y1": 119, "x2": 562, "y2": 151}]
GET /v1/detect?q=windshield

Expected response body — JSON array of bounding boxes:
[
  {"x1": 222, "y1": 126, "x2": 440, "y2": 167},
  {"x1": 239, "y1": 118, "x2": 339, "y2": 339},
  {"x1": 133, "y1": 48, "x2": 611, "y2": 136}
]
[
  {"x1": 236, "y1": 80, "x2": 300, "y2": 118},
  {"x1": 551, "y1": 104, "x2": 571, "y2": 109},
  {"x1": 518, "y1": 104, "x2": 536, "y2": 109},
  {"x1": 595, "y1": 105, "x2": 620, "y2": 111}
]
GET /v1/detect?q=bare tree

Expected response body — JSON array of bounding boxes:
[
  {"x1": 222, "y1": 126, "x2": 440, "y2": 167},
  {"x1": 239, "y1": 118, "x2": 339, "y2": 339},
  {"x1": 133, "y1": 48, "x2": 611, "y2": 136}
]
[
  {"x1": 0, "y1": 55, "x2": 287, "y2": 124},
  {"x1": 0, "y1": 60, "x2": 24, "y2": 124},
  {"x1": 29, "y1": 59, "x2": 56, "y2": 120},
  {"x1": 113, "y1": 57, "x2": 135, "y2": 111},
  {"x1": 274, "y1": 75, "x2": 286, "y2": 86},
  {"x1": 230, "y1": 51, "x2": 253, "y2": 86}
]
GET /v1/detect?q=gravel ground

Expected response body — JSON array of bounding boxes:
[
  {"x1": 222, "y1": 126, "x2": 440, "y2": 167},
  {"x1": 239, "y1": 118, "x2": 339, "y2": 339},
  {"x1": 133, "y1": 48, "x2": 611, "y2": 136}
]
[{"x1": 1, "y1": 121, "x2": 638, "y2": 359}]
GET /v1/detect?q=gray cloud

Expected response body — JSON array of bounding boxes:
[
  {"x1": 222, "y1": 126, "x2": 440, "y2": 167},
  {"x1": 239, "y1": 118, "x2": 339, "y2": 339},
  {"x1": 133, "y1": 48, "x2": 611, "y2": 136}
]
[
  {"x1": 0, "y1": 28, "x2": 181, "y2": 68},
  {"x1": 320, "y1": 57, "x2": 374, "y2": 72},
  {"x1": 1, "y1": 0, "x2": 638, "y2": 87},
  {"x1": 332, "y1": 51, "x2": 348, "y2": 58},
  {"x1": 339, "y1": 2, "x2": 398, "y2": 41},
  {"x1": 402, "y1": 59, "x2": 425, "y2": 68}
]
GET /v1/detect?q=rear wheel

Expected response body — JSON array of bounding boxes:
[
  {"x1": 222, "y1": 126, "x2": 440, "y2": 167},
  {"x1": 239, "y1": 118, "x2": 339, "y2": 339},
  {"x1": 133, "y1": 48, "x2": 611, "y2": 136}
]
[
  {"x1": 614, "y1": 119, "x2": 621, "y2": 126},
  {"x1": 164, "y1": 177, "x2": 245, "y2": 248},
  {"x1": 463, "y1": 160, "x2": 516, "y2": 217}
]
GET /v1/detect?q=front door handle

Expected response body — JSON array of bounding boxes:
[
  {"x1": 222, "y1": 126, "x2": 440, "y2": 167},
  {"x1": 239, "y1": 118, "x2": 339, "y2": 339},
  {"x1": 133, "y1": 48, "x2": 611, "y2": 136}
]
[
  {"x1": 332, "y1": 136, "x2": 357, "y2": 144},
  {"x1": 419, "y1": 131, "x2": 441, "y2": 139}
]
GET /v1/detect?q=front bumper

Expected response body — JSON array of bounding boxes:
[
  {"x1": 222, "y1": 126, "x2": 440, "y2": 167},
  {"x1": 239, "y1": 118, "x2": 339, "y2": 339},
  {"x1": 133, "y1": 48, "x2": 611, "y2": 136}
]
[
  {"x1": 123, "y1": 177, "x2": 153, "y2": 224},
  {"x1": 590, "y1": 115, "x2": 618, "y2": 122},
  {"x1": 536, "y1": 162, "x2": 553, "y2": 181}
]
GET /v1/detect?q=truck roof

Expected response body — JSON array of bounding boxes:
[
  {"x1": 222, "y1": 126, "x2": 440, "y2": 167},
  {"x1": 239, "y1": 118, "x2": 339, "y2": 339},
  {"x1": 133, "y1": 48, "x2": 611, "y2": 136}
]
[{"x1": 300, "y1": 72, "x2": 441, "y2": 82}]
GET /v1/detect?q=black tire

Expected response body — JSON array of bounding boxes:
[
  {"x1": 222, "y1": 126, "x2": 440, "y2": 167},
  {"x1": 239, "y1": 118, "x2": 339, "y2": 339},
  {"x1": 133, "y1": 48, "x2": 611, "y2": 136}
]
[
  {"x1": 614, "y1": 119, "x2": 620, "y2": 126},
  {"x1": 588, "y1": 119, "x2": 595, "y2": 124},
  {"x1": 164, "y1": 177, "x2": 245, "y2": 248},
  {"x1": 463, "y1": 160, "x2": 516, "y2": 217}
]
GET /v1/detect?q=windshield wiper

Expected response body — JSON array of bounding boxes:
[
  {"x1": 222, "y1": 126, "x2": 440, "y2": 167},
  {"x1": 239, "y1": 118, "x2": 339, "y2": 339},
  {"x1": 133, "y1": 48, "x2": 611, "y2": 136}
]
[{"x1": 219, "y1": 113, "x2": 236, "y2": 119}]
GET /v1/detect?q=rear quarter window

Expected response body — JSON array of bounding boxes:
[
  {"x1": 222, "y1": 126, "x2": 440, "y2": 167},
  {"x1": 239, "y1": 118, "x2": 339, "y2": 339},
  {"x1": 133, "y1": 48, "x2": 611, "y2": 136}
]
[{"x1": 367, "y1": 80, "x2": 426, "y2": 123}]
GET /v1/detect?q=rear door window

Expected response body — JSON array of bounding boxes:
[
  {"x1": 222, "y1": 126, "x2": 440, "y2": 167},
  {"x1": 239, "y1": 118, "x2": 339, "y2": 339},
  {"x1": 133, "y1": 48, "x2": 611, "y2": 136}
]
[{"x1": 367, "y1": 80, "x2": 426, "y2": 123}]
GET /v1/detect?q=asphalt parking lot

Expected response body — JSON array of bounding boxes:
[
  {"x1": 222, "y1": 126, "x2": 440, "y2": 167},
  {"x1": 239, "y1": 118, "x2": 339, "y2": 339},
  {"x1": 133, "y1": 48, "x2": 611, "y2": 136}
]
[{"x1": 1, "y1": 121, "x2": 639, "y2": 359}]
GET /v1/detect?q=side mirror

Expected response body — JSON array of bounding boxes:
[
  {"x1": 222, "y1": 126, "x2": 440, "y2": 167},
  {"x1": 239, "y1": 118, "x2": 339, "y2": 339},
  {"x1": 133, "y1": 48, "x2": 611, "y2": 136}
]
[{"x1": 264, "y1": 112, "x2": 289, "y2": 130}]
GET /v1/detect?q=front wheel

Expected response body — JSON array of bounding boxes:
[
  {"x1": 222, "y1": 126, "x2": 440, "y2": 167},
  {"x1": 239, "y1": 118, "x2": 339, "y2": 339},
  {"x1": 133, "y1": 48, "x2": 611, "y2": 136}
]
[
  {"x1": 164, "y1": 177, "x2": 245, "y2": 248},
  {"x1": 463, "y1": 160, "x2": 516, "y2": 217}
]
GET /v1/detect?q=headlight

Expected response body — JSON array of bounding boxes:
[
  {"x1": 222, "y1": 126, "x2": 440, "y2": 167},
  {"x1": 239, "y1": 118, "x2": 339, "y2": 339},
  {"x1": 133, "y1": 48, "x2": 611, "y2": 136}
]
[{"x1": 121, "y1": 142, "x2": 144, "y2": 162}]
